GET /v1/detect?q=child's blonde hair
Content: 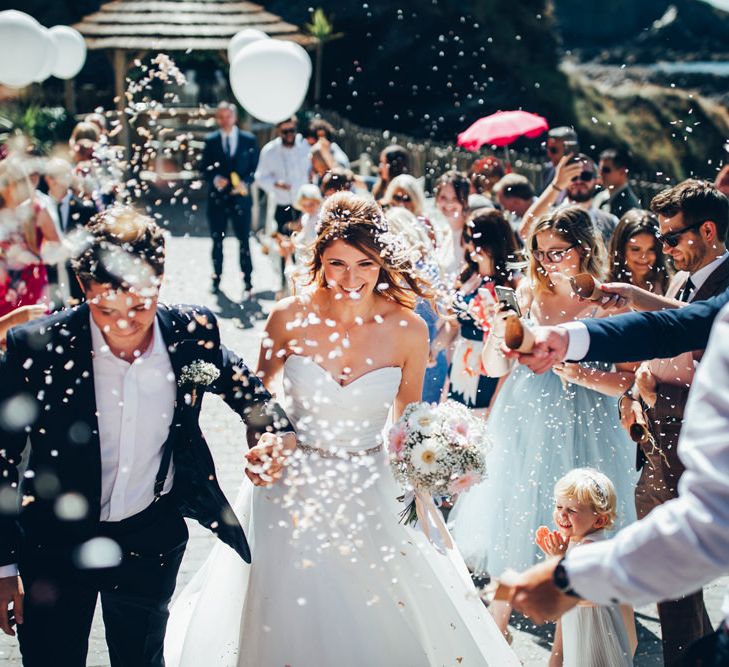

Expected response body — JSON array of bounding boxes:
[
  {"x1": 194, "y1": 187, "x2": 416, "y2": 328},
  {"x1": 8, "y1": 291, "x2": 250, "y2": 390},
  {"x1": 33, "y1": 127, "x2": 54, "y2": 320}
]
[{"x1": 554, "y1": 467, "x2": 617, "y2": 529}]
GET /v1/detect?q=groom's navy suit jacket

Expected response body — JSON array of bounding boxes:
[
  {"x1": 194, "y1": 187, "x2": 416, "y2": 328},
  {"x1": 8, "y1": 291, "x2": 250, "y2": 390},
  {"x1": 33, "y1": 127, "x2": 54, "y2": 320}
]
[
  {"x1": 0, "y1": 303, "x2": 288, "y2": 567},
  {"x1": 582, "y1": 287, "x2": 729, "y2": 363}
]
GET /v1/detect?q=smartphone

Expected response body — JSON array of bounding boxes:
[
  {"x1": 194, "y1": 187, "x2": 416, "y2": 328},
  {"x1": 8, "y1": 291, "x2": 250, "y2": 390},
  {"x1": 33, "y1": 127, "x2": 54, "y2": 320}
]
[
  {"x1": 563, "y1": 139, "x2": 579, "y2": 152},
  {"x1": 494, "y1": 286, "x2": 521, "y2": 317}
]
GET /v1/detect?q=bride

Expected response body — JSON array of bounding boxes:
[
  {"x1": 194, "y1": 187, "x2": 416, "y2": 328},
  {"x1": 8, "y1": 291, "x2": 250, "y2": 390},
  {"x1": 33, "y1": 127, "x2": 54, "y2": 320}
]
[{"x1": 165, "y1": 192, "x2": 518, "y2": 666}]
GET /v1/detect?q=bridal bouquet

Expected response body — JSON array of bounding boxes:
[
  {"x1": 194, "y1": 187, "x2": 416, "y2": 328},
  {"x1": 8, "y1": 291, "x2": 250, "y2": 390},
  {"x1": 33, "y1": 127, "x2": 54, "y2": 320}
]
[{"x1": 388, "y1": 401, "x2": 489, "y2": 547}]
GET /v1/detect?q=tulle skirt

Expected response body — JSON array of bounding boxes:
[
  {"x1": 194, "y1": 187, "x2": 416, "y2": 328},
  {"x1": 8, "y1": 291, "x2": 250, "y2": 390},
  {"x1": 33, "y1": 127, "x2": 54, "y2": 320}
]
[
  {"x1": 165, "y1": 448, "x2": 520, "y2": 666},
  {"x1": 449, "y1": 363, "x2": 638, "y2": 575}
]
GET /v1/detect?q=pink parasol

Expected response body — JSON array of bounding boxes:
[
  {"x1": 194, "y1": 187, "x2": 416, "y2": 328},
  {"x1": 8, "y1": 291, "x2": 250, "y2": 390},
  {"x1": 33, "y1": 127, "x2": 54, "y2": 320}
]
[{"x1": 457, "y1": 110, "x2": 549, "y2": 151}]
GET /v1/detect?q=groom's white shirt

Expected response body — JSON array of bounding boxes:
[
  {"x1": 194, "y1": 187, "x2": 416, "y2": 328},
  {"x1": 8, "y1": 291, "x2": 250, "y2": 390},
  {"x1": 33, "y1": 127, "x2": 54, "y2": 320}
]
[
  {"x1": 90, "y1": 314, "x2": 176, "y2": 522},
  {"x1": 0, "y1": 315, "x2": 177, "y2": 579}
]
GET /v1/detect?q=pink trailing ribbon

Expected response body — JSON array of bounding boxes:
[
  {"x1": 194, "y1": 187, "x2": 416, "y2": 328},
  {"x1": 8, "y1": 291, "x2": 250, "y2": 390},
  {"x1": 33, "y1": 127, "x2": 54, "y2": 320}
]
[{"x1": 413, "y1": 490, "x2": 454, "y2": 551}]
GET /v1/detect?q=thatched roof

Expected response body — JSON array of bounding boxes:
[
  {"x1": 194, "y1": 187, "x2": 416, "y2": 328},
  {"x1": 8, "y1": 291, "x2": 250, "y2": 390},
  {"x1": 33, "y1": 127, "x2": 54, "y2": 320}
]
[{"x1": 73, "y1": 0, "x2": 313, "y2": 52}]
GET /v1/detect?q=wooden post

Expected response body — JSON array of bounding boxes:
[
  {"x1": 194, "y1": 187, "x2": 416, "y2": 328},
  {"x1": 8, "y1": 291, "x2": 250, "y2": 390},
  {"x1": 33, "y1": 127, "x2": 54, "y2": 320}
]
[
  {"x1": 112, "y1": 48, "x2": 130, "y2": 155},
  {"x1": 63, "y1": 79, "x2": 77, "y2": 115}
]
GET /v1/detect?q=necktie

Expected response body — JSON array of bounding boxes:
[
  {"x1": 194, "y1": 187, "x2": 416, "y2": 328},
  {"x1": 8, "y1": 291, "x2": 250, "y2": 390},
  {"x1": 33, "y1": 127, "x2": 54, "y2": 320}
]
[
  {"x1": 680, "y1": 277, "x2": 695, "y2": 302},
  {"x1": 223, "y1": 135, "x2": 229, "y2": 157}
]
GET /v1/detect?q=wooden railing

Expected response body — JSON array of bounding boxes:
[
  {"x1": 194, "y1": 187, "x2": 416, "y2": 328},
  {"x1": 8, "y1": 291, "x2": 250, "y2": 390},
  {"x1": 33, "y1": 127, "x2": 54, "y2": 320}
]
[{"x1": 99, "y1": 104, "x2": 670, "y2": 206}]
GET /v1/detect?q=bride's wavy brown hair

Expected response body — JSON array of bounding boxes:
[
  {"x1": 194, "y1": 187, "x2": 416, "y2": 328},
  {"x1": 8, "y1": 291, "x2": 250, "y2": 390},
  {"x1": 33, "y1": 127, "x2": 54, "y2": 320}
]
[{"x1": 308, "y1": 192, "x2": 433, "y2": 310}]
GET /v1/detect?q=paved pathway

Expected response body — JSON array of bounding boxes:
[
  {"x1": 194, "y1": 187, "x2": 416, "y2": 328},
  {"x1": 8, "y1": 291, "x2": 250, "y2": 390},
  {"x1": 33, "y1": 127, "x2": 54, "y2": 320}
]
[{"x1": 1, "y1": 208, "x2": 726, "y2": 665}]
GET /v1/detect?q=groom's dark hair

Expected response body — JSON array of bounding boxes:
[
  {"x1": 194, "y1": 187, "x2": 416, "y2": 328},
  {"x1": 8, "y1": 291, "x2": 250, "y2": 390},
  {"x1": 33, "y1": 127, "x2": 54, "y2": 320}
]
[{"x1": 72, "y1": 204, "x2": 166, "y2": 290}]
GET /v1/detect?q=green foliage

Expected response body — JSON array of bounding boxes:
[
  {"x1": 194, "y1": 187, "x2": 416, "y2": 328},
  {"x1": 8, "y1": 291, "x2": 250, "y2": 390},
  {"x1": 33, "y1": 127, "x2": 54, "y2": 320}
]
[
  {"x1": 305, "y1": 8, "x2": 343, "y2": 43},
  {"x1": 0, "y1": 105, "x2": 74, "y2": 154}
]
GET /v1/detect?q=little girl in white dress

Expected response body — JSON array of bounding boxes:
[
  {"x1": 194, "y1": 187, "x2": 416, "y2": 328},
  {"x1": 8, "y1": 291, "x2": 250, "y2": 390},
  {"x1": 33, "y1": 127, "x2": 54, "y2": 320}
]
[{"x1": 536, "y1": 468, "x2": 638, "y2": 667}]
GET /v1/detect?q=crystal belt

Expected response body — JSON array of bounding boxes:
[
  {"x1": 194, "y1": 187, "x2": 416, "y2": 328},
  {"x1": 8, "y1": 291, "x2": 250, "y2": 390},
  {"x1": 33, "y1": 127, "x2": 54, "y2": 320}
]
[{"x1": 296, "y1": 443, "x2": 383, "y2": 459}]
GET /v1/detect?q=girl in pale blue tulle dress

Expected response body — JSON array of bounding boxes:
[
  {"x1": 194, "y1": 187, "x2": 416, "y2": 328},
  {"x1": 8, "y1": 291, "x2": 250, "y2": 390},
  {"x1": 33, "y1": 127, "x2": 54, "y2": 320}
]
[{"x1": 449, "y1": 206, "x2": 638, "y2": 635}]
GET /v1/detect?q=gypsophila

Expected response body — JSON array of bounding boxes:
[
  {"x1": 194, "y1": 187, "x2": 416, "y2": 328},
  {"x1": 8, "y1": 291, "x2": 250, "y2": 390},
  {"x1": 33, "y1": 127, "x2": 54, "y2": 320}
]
[{"x1": 178, "y1": 361, "x2": 220, "y2": 406}]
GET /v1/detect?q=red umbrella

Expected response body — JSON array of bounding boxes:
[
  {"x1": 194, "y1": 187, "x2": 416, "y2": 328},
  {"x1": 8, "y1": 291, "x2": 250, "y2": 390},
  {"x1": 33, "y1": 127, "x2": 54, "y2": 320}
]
[{"x1": 457, "y1": 110, "x2": 549, "y2": 151}]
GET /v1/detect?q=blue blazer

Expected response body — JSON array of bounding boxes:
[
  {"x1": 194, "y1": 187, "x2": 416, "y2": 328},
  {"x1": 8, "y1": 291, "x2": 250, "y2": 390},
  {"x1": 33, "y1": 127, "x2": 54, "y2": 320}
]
[
  {"x1": 201, "y1": 128, "x2": 259, "y2": 199},
  {"x1": 583, "y1": 287, "x2": 729, "y2": 363}
]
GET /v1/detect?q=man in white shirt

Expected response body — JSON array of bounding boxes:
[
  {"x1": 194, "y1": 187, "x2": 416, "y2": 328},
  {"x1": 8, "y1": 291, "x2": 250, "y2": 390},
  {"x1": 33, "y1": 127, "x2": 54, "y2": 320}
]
[
  {"x1": 0, "y1": 205, "x2": 293, "y2": 666},
  {"x1": 254, "y1": 116, "x2": 312, "y2": 290},
  {"x1": 509, "y1": 303, "x2": 729, "y2": 665}
]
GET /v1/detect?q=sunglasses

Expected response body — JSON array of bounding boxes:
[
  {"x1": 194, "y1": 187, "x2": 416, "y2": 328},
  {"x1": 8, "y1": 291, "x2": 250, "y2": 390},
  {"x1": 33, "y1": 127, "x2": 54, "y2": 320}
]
[
  {"x1": 280, "y1": 127, "x2": 296, "y2": 135},
  {"x1": 600, "y1": 166, "x2": 612, "y2": 174},
  {"x1": 533, "y1": 244, "x2": 578, "y2": 263},
  {"x1": 655, "y1": 221, "x2": 705, "y2": 247},
  {"x1": 547, "y1": 146, "x2": 560, "y2": 155},
  {"x1": 392, "y1": 193, "x2": 411, "y2": 203},
  {"x1": 571, "y1": 171, "x2": 595, "y2": 182}
]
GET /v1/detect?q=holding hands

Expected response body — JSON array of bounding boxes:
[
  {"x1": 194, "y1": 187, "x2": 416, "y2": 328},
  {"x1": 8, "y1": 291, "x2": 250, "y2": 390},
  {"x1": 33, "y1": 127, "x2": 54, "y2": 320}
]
[{"x1": 245, "y1": 432, "x2": 296, "y2": 487}]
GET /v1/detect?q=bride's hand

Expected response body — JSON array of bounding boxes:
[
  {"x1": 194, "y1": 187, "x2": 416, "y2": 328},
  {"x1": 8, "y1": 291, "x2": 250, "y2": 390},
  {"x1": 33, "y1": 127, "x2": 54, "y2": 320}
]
[{"x1": 245, "y1": 432, "x2": 296, "y2": 486}]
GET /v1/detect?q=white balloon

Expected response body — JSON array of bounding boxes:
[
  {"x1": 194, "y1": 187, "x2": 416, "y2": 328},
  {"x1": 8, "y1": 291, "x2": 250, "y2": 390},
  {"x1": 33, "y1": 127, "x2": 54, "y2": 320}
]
[
  {"x1": 227, "y1": 28, "x2": 269, "y2": 63},
  {"x1": 230, "y1": 40, "x2": 312, "y2": 124},
  {"x1": 49, "y1": 25, "x2": 87, "y2": 79},
  {"x1": 33, "y1": 29, "x2": 59, "y2": 83},
  {"x1": 279, "y1": 40, "x2": 312, "y2": 80},
  {"x1": 0, "y1": 10, "x2": 52, "y2": 88}
]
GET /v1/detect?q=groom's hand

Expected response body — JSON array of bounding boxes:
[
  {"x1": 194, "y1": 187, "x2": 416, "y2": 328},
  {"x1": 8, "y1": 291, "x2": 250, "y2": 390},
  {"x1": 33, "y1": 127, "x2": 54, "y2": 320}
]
[
  {"x1": 245, "y1": 432, "x2": 296, "y2": 486},
  {"x1": 0, "y1": 575, "x2": 24, "y2": 636}
]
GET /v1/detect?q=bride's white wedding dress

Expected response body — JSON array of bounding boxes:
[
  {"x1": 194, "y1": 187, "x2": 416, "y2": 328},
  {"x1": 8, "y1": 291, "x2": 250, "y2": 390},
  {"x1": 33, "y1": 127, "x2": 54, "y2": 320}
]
[{"x1": 165, "y1": 354, "x2": 518, "y2": 666}]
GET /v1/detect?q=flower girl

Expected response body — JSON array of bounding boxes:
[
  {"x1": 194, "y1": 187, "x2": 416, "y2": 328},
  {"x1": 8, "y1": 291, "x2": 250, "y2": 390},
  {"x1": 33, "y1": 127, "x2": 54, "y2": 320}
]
[{"x1": 537, "y1": 468, "x2": 637, "y2": 667}]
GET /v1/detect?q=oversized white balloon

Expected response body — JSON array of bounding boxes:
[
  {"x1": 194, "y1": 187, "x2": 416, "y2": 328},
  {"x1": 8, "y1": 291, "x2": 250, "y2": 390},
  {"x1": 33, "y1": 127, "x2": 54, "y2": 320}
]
[
  {"x1": 227, "y1": 28, "x2": 269, "y2": 63},
  {"x1": 50, "y1": 26, "x2": 87, "y2": 79},
  {"x1": 230, "y1": 40, "x2": 312, "y2": 124},
  {"x1": 33, "y1": 29, "x2": 59, "y2": 83},
  {"x1": 0, "y1": 11, "x2": 53, "y2": 88}
]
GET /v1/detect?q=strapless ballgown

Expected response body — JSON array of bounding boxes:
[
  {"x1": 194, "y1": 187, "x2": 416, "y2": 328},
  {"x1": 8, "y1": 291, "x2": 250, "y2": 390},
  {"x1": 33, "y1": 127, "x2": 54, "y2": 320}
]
[{"x1": 165, "y1": 354, "x2": 519, "y2": 666}]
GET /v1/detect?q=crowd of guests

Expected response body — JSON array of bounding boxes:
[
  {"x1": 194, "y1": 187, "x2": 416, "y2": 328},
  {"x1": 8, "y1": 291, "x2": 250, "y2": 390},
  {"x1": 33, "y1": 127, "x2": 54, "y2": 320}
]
[{"x1": 2, "y1": 104, "x2": 729, "y2": 666}]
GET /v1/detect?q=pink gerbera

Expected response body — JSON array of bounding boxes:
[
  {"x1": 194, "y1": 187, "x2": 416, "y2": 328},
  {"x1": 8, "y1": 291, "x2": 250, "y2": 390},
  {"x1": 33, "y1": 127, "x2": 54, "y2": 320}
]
[
  {"x1": 448, "y1": 471, "x2": 482, "y2": 496},
  {"x1": 388, "y1": 423, "x2": 408, "y2": 460}
]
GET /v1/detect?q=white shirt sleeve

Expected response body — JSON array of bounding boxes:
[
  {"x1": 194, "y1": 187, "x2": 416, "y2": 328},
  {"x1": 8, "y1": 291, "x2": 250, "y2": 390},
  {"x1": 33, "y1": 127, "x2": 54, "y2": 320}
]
[
  {"x1": 0, "y1": 564, "x2": 19, "y2": 578},
  {"x1": 565, "y1": 304, "x2": 729, "y2": 609},
  {"x1": 253, "y1": 144, "x2": 277, "y2": 194},
  {"x1": 561, "y1": 321, "x2": 590, "y2": 361}
]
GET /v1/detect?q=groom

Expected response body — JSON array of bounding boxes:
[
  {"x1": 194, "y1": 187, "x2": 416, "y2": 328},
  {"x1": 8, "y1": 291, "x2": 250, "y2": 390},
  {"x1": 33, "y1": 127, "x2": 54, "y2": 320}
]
[{"x1": 0, "y1": 205, "x2": 294, "y2": 666}]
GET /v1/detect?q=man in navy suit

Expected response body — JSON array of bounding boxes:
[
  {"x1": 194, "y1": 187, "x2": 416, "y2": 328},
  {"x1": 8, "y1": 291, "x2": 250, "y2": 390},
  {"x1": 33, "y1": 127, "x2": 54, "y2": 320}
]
[
  {"x1": 200, "y1": 102, "x2": 259, "y2": 297},
  {"x1": 0, "y1": 205, "x2": 293, "y2": 666}
]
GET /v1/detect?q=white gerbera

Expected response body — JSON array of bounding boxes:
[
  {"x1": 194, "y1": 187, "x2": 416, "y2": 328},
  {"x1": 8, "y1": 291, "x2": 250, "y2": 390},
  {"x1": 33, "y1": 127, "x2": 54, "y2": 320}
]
[
  {"x1": 407, "y1": 406, "x2": 440, "y2": 437},
  {"x1": 411, "y1": 438, "x2": 443, "y2": 474}
]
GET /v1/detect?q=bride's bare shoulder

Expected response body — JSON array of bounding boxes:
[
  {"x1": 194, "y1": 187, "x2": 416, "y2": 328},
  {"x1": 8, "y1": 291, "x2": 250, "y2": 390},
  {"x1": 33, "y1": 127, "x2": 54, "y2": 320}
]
[
  {"x1": 266, "y1": 295, "x2": 315, "y2": 331},
  {"x1": 383, "y1": 301, "x2": 428, "y2": 345}
]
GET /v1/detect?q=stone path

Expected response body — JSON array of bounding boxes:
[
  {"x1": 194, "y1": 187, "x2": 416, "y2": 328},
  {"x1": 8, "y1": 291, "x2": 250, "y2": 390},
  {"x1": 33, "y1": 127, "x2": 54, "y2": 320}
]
[{"x1": 1, "y1": 209, "x2": 726, "y2": 665}]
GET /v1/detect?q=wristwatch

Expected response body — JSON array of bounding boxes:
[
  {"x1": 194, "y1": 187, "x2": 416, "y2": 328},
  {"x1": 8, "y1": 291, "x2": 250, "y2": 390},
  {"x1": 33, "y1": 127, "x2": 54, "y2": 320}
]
[{"x1": 553, "y1": 558, "x2": 581, "y2": 598}]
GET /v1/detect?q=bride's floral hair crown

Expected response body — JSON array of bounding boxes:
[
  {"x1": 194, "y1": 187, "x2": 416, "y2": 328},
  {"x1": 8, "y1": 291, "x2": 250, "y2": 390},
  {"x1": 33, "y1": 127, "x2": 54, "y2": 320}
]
[
  {"x1": 308, "y1": 191, "x2": 433, "y2": 309},
  {"x1": 554, "y1": 467, "x2": 617, "y2": 529}
]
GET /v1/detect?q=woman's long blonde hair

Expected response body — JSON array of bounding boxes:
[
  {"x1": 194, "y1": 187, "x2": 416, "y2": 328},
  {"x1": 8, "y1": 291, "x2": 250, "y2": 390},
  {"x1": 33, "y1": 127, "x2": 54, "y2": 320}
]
[
  {"x1": 527, "y1": 206, "x2": 606, "y2": 293},
  {"x1": 0, "y1": 156, "x2": 42, "y2": 256},
  {"x1": 308, "y1": 192, "x2": 433, "y2": 310}
]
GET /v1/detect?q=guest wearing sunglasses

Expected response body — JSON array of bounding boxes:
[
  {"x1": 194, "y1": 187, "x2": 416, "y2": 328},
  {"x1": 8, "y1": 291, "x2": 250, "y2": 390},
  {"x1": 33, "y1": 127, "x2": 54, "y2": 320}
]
[
  {"x1": 521, "y1": 153, "x2": 617, "y2": 245},
  {"x1": 449, "y1": 206, "x2": 636, "y2": 641},
  {"x1": 594, "y1": 148, "x2": 641, "y2": 219},
  {"x1": 255, "y1": 116, "x2": 312, "y2": 296}
]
